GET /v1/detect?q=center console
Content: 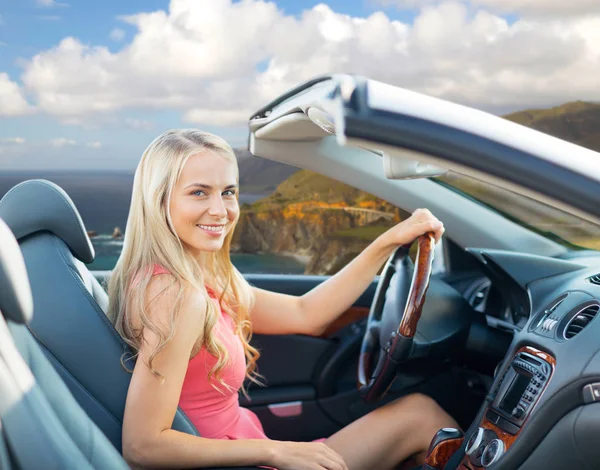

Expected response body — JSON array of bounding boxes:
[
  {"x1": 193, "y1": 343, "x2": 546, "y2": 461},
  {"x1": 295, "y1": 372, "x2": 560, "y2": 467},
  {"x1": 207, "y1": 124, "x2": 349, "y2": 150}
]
[{"x1": 460, "y1": 346, "x2": 555, "y2": 469}]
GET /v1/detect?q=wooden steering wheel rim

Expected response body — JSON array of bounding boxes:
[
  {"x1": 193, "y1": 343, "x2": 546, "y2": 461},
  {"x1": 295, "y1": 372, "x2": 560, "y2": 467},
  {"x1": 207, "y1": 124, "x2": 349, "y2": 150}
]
[
  {"x1": 357, "y1": 232, "x2": 436, "y2": 401},
  {"x1": 398, "y1": 233, "x2": 436, "y2": 337}
]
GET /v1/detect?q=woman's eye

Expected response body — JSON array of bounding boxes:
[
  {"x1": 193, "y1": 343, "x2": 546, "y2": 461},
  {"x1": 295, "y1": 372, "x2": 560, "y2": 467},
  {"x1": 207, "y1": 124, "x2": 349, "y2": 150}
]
[
  {"x1": 191, "y1": 190, "x2": 206, "y2": 197},
  {"x1": 223, "y1": 190, "x2": 236, "y2": 197}
]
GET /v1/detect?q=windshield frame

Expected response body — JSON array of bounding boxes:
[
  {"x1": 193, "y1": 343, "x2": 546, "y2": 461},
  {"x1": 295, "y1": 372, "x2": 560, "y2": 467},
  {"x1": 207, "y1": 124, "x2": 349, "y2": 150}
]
[{"x1": 431, "y1": 174, "x2": 598, "y2": 252}]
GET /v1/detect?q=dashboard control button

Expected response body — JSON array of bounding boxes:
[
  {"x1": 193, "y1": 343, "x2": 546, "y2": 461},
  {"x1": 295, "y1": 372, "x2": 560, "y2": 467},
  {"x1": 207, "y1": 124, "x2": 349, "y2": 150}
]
[
  {"x1": 465, "y1": 427, "x2": 484, "y2": 456},
  {"x1": 486, "y1": 409, "x2": 500, "y2": 425},
  {"x1": 512, "y1": 406, "x2": 526, "y2": 419},
  {"x1": 481, "y1": 439, "x2": 505, "y2": 467},
  {"x1": 583, "y1": 383, "x2": 600, "y2": 404},
  {"x1": 485, "y1": 409, "x2": 494, "y2": 419},
  {"x1": 496, "y1": 415, "x2": 520, "y2": 435}
]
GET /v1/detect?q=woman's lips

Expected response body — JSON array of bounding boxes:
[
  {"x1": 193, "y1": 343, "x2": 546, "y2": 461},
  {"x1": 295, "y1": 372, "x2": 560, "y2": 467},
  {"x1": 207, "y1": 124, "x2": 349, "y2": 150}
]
[{"x1": 197, "y1": 224, "x2": 224, "y2": 236}]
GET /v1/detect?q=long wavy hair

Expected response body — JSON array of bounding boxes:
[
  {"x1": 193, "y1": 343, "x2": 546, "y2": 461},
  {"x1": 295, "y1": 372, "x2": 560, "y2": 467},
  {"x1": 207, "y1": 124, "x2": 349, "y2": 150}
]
[{"x1": 107, "y1": 129, "x2": 261, "y2": 392}]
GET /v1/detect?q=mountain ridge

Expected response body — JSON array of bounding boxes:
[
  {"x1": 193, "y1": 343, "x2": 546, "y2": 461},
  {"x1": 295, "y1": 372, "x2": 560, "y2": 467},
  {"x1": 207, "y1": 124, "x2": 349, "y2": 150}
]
[{"x1": 503, "y1": 100, "x2": 600, "y2": 151}]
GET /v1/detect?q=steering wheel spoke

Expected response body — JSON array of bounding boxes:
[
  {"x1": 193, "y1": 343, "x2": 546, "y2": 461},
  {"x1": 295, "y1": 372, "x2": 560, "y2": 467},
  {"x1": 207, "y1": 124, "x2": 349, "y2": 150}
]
[{"x1": 358, "y1": 233, "x2": 436, "y2": 402}]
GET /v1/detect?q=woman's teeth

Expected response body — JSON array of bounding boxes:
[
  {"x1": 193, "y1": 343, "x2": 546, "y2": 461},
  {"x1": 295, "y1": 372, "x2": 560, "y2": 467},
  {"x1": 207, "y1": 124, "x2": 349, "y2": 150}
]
[{"x1": 198, "y1": 224, "x2": 223, "y2": 232}]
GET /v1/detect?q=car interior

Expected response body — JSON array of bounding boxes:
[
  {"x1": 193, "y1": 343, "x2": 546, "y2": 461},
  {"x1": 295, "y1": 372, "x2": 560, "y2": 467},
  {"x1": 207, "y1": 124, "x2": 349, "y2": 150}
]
[{"x1": 2, "y1": 76, "x2": 600, "y2": 470}]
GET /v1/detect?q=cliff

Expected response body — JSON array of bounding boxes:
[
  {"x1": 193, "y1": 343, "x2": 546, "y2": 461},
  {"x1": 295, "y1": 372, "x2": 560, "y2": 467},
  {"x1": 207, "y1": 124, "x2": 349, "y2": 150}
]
[{"x1": 232, "y1": 171, "x2": 405, "y2": 275}]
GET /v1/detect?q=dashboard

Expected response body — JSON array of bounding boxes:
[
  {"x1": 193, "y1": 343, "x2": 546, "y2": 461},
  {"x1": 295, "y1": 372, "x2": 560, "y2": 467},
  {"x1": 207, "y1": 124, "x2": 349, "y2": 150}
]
[
  {"x1": 455, "y1": 248, "x2": 600, "y2": 469},
  {"x1": 465, "y1": 278, "x2": 528, "y2": 332}
]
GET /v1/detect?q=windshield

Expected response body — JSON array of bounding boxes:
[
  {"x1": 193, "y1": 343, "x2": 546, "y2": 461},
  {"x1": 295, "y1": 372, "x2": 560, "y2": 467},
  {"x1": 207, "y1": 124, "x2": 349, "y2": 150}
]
[{"x1": 433, "y1": 171, "x2": 600, "y2": 251}]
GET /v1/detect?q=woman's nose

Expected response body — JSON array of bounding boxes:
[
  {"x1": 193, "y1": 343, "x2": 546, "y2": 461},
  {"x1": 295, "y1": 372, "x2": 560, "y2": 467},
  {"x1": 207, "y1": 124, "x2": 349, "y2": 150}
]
[{"x1": 207, "y1": 196, "x2": 227, "y2": 217}]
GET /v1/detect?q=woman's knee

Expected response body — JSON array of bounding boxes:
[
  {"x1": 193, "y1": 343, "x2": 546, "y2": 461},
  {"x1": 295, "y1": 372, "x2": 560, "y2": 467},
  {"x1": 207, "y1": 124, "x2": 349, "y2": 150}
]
[{"x1": 395, "y1": 393, "x2": 456, "y2": 427}]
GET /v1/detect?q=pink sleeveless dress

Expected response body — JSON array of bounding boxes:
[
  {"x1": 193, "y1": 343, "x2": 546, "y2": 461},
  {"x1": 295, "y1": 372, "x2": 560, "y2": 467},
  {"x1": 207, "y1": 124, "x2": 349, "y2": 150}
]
[{"x1": 151, "y1": 264, "x2": 268, "y2": 439}]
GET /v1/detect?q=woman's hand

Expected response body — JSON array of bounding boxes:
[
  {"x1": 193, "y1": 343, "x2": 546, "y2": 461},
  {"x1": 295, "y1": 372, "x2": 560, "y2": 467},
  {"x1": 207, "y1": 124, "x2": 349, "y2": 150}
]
[
  {"x1": 378, "y1": 208, "x2": 444, "y2": 249},
  {"x1": 270, "y1": 441, "x2": 348, "y2": 470}
]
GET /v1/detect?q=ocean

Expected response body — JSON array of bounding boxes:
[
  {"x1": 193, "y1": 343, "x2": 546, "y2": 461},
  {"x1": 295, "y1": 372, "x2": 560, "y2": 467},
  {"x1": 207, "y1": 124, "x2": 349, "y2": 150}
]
[{"x1": 0, "y1": 171, "x2": 306, "y2": 274}]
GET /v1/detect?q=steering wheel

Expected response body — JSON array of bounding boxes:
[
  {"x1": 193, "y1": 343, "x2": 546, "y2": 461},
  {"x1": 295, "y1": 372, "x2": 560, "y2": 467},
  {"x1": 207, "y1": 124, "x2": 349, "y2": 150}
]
[{"x1": 358, "y1": 233, "x2": 436, "y2": 402}]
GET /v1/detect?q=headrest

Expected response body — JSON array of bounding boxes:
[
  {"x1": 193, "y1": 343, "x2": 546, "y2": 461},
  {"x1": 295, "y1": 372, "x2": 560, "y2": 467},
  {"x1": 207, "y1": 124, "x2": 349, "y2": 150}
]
[
  {"x1": 0, "y1": 218, "x2": 33, "y2": 324},
  {"x1": 0, "y1": 179, "x2": 95, "y2": 263}
]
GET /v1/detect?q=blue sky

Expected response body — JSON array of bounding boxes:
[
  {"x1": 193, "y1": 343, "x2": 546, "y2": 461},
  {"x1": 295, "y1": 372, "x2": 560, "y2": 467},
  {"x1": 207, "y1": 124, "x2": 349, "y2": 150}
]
[{"x1": 0, "y1": 0, "x2": 598, "y2": 170}]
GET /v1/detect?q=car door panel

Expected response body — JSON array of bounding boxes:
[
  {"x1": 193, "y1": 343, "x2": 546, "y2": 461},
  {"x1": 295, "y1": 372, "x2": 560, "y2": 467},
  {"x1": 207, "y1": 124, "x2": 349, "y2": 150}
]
[
  {"x1": 243, "y1": 274, "x2": 377, "y2": 393},
  {"x1": 247, "y1": 401, "x2": 341, "y2": 441},
  {"x1": 247, "y1": 334, "x2": 335, "y2": 387},
  {"x1": 238, "y1": 274, "x2": 378, "y2": 440}
]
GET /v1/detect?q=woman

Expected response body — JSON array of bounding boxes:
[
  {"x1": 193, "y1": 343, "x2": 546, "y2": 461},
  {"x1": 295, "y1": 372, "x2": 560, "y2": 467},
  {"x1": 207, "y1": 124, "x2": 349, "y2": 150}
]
[{"x1": 107, "y1": 129, "x2": 458, "y2": 470}]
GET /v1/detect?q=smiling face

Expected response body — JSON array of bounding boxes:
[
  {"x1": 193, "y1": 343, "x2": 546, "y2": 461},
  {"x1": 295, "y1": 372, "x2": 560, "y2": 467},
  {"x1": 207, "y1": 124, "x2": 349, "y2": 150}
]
[{"x1": 169, "y1": 150, "x2": 239, "y2": 258}]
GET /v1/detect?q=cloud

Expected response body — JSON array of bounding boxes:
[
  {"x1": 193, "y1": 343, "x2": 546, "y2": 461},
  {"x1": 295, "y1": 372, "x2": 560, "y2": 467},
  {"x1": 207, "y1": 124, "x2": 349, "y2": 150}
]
[
  {"x1": 0, "y1": 73, "x2": 33, "y2": 116},
  {"x1": 373, "y1": 0, "x2": 437, "y2": 9},
  {"x1": 124, "y1": 117, "x2": 153, "y2": 130},
  {"x1": 109, "y1": 28, "x2": 126, "y2": 42},
  {"x1": 0, "y1": 139, "x2": 131, "y2": 170},
  {"x1": 0, "y1": 137, "x2": 26, "y2": 144},
  {"x1": 375, "y1": 0, "x2": 600, "y2": 16},
  {"x1": 182, "y1": 108, "x2": 253, "y2": 126},
  {"x1": 471, "y1": 0, "x2": 600, "y2": 16},
  {"x1": 36, "y1": 0, "x2": 69, "y2": 7},
  {"x1": 50, "y1": 137, "x2": 76, "y2": 147},
  {"x1": 17, "y1": 0, "x2": 600, "y2": 126}
]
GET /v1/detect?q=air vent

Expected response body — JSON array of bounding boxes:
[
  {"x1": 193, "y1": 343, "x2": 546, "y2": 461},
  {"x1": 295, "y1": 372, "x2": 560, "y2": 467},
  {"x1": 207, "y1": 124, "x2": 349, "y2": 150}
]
[
  {"x1": 588, "y1": 275, "x2": 600, "y2": 286},
  {"x1": 547, "y1": 296, "x2": 566, "y2": 314},
  {"x1": 531, "y1": 294, "x2": 568, "y2": 334},
  {"x1": 564, "y1": 305, "x2": 600, "y2": 339}
]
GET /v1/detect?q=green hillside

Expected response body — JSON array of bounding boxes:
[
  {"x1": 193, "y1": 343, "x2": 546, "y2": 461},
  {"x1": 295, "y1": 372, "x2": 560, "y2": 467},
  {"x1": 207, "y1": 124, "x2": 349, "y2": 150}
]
[
  {"x1": 247, "y1": 169, "x2": 393, "y2": 214},
  {"x1": 503, "y1": 100, "x2": 600, "y2": 151},
  {"x1": 271, "y1": 170, "x2": 380, "y2": 204},
  {"x1": 234, "y1": 148, "x2": 299, "y2": 194}
]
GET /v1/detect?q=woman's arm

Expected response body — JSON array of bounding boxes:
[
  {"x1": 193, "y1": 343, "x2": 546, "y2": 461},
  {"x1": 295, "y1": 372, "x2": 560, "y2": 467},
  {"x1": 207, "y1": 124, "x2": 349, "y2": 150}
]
[
  {"x1": 251, "y1": 208, "x2": 444, "y2": 336},
  {"x1": 122, "y1": 274, "x2": 270, "y2": 468},
  {"x1": 122, "y1": 274, "x2": 347, "y2": 470}
]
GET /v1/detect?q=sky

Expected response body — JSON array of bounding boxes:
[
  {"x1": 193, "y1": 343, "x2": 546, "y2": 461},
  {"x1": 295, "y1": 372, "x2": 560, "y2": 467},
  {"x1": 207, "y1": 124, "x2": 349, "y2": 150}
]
[{"x1": 1, "y1": 0, "x2": 600, "y2": 170}]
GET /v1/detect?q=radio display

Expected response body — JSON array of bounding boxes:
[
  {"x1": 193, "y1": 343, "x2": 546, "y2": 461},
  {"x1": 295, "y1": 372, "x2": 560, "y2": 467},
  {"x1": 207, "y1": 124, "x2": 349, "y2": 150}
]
[{"x1": 498, "y1": 370, "x2": 532, "y2": 414}]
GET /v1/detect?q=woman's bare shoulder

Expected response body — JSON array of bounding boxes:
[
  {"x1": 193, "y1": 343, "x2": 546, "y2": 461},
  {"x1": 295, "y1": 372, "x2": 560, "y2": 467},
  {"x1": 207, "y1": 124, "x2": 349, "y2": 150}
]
[{"x1": 129, "y1": 274, "x2": 207, "y2": 345}]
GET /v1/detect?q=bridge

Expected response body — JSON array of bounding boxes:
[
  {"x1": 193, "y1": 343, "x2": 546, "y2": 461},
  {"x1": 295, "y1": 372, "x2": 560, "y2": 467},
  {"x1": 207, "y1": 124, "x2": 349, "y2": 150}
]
[{"x1": 313, "y1": 206, "x2": 395, "y2": 223}]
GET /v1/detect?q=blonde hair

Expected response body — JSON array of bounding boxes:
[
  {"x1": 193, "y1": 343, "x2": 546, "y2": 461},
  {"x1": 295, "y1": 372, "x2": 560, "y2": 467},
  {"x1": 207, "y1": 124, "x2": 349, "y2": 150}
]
[{"x1": 107, "y1": 129, "x2": 261, "y2": 392}]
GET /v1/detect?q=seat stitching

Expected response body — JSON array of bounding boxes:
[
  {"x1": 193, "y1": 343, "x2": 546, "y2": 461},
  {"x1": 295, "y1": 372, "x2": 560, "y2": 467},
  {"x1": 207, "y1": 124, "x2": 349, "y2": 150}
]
[{"x1": 87, "y1": 420, "x2": 97, "y2": 465}]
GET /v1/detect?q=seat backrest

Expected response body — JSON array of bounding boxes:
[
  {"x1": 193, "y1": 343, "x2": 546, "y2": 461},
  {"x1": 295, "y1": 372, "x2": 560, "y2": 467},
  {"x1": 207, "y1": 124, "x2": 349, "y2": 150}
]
[
  {"x1": 0, "y1": 180, "x2": 199, "y2": 451},
  {"x1": 0, "y1": 423, "x2": 13, "y2": 470},
  {"x1": 0, "y1": 216, "x2": 128, "y2": 469}
]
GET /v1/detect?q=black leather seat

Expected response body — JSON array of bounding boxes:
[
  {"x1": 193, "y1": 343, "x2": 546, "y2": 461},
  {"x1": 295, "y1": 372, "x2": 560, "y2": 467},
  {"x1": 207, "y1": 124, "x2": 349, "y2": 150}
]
[
  {"x1": 0, "y1": 180, "x2": 261, "y2": 470},
  {"x1": 0, "y1": 179, "x2": 199, "y2": 449},
  {"x1": 0, "y1": 217, "x2": 128, "y2": 469}
]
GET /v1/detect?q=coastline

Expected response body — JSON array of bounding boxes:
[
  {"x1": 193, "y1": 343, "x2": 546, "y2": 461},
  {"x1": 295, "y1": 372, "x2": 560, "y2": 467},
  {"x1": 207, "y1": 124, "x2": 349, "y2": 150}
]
[{"x1": 280, "y1": 251, "x2": 311, "y2": 265}]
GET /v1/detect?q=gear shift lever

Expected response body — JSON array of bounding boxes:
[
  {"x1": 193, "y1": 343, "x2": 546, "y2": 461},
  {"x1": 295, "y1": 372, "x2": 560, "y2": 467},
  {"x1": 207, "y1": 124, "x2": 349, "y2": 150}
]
[{"x1": 423, "y1": 427, "x2": 464, "y2": 470}]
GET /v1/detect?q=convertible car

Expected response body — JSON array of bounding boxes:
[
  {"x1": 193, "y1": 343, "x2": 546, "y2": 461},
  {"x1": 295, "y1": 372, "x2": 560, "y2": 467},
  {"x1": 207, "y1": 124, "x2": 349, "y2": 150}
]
[{"x1": 1, "y1": 73, "x2": 600, "y2": 470}]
